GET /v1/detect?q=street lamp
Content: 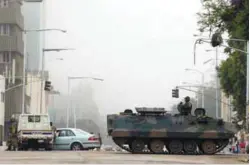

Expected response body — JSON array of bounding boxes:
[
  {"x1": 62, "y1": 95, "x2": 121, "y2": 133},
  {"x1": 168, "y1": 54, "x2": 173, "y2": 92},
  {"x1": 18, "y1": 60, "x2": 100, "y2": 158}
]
[
  {"x1": 203, "y1": 58, "x2": 224, "y2": 65},
  {"x1": 193, "y1": 36, "x2": 249, "y2": 122},
  {"x1": 21, "y1": 28, "x2": 67, "y2": 114},
  {"x1": 40, "y1": 48, "x2": 75, "y2": 114},
  {"x1": 185, "y1": 68, "x2": 205, "y2": 109},
  {"x1": 67, "y1": 76, "x2": 104, "y2": 128}
]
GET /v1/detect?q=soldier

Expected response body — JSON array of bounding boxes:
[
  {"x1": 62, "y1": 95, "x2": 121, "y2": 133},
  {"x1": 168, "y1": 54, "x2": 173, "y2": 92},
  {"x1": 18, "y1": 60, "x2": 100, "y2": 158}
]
[
  {"x1": 182, "y1": 96, "x2": 192, "y2": 115},
  {"x1": 50, "y1": 122, "x2": 57, "y2": 142},
  {"x1": 6, "y1": 115, "x2": 18, "y2": 151}
]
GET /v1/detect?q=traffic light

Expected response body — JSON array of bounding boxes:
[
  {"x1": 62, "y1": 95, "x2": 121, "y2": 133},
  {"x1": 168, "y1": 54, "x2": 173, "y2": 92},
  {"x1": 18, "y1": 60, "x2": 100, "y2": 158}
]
[
  {"x1": 44, "y1": 81, "x2": 52, "y2": 91},
  {"x1": 172, "y1": 88, "x2": 179, "y2": 98},
  {"x1": 211, "y1": 32, "x2": 223, "y2": 47}
]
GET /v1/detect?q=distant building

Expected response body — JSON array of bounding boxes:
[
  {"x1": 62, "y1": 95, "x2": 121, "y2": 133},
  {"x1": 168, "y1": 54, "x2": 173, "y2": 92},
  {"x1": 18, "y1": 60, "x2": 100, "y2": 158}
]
[
  {"x1": 21, "y1": 2, "x2": 42, "y2": 71},
  {"x1": 220, "y1": 91, "x2": 236, "y2": 122},
  {"x1": 49, "y1": 95, "x2": 67, "y2": 123},
  {"x1": 25, "y1": 70, "x2": 49, "y2": 114}
]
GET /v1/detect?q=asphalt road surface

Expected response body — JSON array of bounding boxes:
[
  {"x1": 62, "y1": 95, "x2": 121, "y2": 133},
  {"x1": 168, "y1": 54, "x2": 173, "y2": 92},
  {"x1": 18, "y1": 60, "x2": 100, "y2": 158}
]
[{"x1": 0, "y1": 150, "x2": 248, "y2": 164}]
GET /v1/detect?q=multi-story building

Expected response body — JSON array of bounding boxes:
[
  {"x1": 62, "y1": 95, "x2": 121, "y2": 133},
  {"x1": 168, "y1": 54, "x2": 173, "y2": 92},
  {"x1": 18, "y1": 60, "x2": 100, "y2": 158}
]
[
  {"x1": 0, "y1": 1, "x2": 25, "y2": 124},
  {"x1": 0, "y1": 75, "x2": 5, "y2": 145},
  {"x1": 21, "y1": 2, "x2": 42, "y2": 71}
]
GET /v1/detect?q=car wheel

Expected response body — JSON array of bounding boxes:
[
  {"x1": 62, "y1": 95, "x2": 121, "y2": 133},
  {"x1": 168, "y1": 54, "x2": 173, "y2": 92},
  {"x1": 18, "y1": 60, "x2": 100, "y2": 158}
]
[
  {"x1": 45, "y1": 144, "x2": 53, "y2": 151},
  {"x1": 71, "y1": 142, "x2": 82, "y2": 151}
]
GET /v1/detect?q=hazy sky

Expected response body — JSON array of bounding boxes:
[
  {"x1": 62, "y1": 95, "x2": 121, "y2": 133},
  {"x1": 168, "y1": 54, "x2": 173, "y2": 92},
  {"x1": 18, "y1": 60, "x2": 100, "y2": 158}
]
[{"x1": 43, "y1": 0, "x2": 228, "y2": 115}]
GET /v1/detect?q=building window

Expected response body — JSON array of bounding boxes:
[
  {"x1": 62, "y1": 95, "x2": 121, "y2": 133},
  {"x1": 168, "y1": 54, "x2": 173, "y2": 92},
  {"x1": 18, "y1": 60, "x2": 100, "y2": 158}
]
[
  {"x1": 0, "y1": 24, "x2": 10, "y2": 36},
  {"x1": 0, "y1": 52, "x2": 11, "y2": 63},
  {"x1": 0, "y1": 0, "x2": 8, "y2": 8},
  {"x1": 1, "y1": 92, "x2": 5, "y2": 102},
  {"x1": 3, "y1": 52, "x2": 10, "y2": 62}
]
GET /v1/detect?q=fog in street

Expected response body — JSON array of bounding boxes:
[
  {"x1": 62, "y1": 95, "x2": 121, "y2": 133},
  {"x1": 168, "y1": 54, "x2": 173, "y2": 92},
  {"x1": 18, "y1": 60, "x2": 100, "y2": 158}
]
[{"x1": 42, "y1": 0, "x2": 229, "y2": 140}]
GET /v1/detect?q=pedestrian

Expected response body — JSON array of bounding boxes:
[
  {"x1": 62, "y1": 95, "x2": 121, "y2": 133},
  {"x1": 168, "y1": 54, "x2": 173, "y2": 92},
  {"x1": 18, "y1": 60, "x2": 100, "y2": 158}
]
[
  {"x1": 50, "y1": 122, "x2": 57, "y2": 142},
  {"x1": 6, "y1": 115, "x2": 18, "y2": 151},
  {"x1": 235, "y1": 138, "x2": 240, "y2": 154},
  {"x1": 239, "y1": 139, "x2": 246, "y2": 154},
  {"x1": 228, "y1": 139, "x2": 232, "y2": 152}
]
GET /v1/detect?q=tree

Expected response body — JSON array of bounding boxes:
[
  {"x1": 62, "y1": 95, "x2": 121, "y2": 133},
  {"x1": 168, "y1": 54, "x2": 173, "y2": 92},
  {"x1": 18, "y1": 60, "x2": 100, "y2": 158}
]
[{"x1": 197, "y1": 0, "x2": 248, "y2": 127}]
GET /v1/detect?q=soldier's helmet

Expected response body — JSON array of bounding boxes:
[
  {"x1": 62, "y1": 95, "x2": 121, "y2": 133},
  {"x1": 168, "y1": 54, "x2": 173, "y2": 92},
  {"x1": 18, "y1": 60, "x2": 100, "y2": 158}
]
[{"x1": 184, "y1": 96, "x2": 190, "y2": 102}]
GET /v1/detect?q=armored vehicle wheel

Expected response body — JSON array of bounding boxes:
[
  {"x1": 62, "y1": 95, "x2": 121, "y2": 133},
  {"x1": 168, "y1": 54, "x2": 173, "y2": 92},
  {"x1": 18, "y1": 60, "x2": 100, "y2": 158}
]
[
  {"x1": 131, "y1": 139, "x2": 145, "y2": 153},
  {"x1": 113, "y1": 138, "x2": 125, "y2": 146},
  {"x1": 168, "y1": 140, "x2": 183, "y2": 154},
  {"x1": 201, "y1": 140, "x2": 216, "y2": 154},
  {"x1": 183, "y1": 140, "x2": 197, "y2": 154},
  {"x1": 149, "y1": 140, "x2": 165, "y2": 153}
]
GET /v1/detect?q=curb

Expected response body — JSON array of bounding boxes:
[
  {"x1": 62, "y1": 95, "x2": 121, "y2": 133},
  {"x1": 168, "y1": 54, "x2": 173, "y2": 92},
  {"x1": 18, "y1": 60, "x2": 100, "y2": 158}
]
[{"x1": 238, "y1": 158, "x2": 249, "y2": 163}]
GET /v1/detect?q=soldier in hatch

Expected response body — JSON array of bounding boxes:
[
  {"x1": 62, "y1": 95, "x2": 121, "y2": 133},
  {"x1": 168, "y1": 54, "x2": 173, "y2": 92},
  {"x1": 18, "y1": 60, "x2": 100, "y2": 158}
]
[
  {"x1": 182, "y1": 96, "x2": 192, "y2": 115},
  {"x1": 177, "y1": 96, "x2": 192, "y2": 115},
  {"x1": 6, "y1": 115, "x2": 18, "y2": 151},
  {"x1": 177, "y1": 96, "x2": 192, "y2": 124}
]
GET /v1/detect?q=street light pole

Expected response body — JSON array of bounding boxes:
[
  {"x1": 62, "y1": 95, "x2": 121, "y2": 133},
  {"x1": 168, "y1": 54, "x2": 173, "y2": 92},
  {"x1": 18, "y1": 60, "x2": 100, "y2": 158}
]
[
  {"x1": 215, "y1": 47, "x2": 219, "y2": 118},
  {"x1": 22, "y1": 31, "x2": 27, "y2": 114},
  {"x1": 66, "y1": 76, "x2": 104, "y2": 128},
  {"x1": 185, "y1": 69, "x2": 205, "y2": 108},
  {"x1": 21, "y1": 28, "x2": 66, "y2": 114},
  {"x1": 246, "y1": 41, "x2": 249, "y2": 130},
  {"x1": 40, "y1": 49, "x2": 45, "y2": 114},
  {"x1": 201, "y1": 73, "x2": 205, "y2": 109},
  {"x1": 40, "y1": 48, "x2": 74, "y2": 114},
  {"x1": 66, "y1": 77, "x2": 70, "y2": 128},
  {"x1": 193, "y1": 37, "x2": 249, "y2": 121},
  {"x1": 182, "y1": 81, "x2": 200, "y2": 107}
]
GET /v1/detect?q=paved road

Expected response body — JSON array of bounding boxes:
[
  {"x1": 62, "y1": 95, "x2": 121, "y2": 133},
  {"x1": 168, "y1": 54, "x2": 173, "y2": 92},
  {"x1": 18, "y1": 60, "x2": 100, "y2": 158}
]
[{"x1": 0, "y1": 150, "x2": 248, "y2": 164}]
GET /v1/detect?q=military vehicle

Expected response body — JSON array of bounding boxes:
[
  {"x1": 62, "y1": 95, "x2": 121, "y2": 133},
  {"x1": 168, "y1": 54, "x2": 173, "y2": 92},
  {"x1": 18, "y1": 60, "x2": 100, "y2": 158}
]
[{"x1": 107, "y1": 107, "x2": 238, "y2": 155}]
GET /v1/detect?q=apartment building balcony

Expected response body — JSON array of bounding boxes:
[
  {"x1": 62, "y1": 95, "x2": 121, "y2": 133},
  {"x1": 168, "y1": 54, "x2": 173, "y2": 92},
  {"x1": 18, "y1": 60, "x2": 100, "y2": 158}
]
[
  {"x1": 0, "y1": 62, "x2": 11, "y2": 77},
  {"x1": 0, "y1": 36, "x2": 24, "y2": 54},
  {"x1": 0, "y1": 7, "x2": 24, "y2": 30}
]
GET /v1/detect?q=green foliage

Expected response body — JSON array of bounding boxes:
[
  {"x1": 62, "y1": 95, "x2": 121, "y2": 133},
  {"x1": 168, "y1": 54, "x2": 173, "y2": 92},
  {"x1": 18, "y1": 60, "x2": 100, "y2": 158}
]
[{"x1": 197, "y1": 0, "x2": 248, "y2": 127}]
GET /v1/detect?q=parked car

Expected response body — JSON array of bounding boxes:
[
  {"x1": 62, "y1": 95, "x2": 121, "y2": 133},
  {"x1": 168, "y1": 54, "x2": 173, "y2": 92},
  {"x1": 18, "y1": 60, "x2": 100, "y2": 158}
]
[{"x1": 53, "y1": 128, "x2": 101, "y2": 151}]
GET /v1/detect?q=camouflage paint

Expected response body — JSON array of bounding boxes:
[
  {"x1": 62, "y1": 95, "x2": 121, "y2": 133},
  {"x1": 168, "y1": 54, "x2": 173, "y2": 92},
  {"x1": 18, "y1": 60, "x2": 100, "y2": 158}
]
[{"x1": 107, "y1": 112, "x2": 238, "y2": 140}]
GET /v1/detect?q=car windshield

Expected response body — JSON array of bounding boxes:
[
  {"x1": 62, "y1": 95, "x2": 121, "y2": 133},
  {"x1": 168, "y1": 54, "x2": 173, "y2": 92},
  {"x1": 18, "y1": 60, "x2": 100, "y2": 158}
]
[{"x1": 74, "y1": 129, "x2": 90, "y2": 135}]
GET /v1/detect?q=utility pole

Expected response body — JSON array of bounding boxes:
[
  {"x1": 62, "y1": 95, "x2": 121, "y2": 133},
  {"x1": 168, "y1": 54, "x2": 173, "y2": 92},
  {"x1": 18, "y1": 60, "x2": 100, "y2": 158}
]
[
  {"x1": 215, "y1": 47, "x2": 219, "y2": 118},
  {"x1": 185, "y1": 68, "x2": 205, "y2": 108},
  {"x1": 40, "y1": 48, "x2": 73, "y2": 114},
  {"x1": 246, "y1": 41, "x2": 249, "y2": 131},
  {"x1": 66, "y1": 76, "x2": 104, "y2": 128}
]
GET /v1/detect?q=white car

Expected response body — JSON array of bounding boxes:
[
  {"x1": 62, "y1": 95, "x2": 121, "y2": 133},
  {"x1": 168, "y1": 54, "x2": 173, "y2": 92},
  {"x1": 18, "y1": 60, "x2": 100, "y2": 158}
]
[{"x1": 53, "y1": 128, "x2": 101, "y2": 151}]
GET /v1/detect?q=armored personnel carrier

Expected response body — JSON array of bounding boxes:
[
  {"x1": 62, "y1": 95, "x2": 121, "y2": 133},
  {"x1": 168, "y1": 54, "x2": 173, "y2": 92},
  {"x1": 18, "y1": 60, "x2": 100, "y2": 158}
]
[{"x1": 107, "y1": 107, "x2": 238, "y2": 155}]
